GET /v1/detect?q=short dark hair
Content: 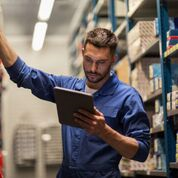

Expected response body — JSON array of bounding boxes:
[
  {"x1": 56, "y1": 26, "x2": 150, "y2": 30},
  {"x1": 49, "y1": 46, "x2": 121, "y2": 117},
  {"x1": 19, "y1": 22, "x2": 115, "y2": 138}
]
[{"x1": 83, "y1": 28, "x2": 118, "y2": 56}]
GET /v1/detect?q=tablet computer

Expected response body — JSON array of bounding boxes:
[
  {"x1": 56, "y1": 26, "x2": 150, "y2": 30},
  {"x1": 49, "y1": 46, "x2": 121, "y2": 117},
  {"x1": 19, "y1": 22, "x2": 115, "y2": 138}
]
[{"x1": 54, "y1": 87, "x2": 94, "y2": 127}]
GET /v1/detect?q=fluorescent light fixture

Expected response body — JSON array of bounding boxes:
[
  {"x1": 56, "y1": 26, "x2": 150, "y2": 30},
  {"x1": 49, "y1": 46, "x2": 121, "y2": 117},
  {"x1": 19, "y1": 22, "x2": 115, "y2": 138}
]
[
  {"x1": 38, "y1": 0, "x2": 55, "y2": 21},
  {"x1": 32, "y1": 22, "x2": 48, "y2": 51}
]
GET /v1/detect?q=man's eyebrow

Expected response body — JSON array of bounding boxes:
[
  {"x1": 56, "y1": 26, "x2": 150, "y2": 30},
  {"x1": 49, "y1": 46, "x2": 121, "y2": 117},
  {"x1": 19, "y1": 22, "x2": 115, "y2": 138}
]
[
  {"x1": 84, "y1": 55, "x2": 91, "y2": 58},
  {"x1": 84, "y1": 55, "x2": 108, "y2": 61}
]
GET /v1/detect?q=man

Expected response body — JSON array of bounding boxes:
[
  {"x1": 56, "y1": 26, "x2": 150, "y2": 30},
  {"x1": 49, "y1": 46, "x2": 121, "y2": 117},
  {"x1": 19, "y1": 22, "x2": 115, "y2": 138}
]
[{"x1": 0, "y1": 28, "x2": 150, "y2": 178}]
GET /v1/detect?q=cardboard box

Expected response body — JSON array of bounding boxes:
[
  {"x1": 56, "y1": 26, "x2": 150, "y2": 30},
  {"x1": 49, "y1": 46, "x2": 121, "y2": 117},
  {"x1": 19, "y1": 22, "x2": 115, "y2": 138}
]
[{"x1": 128, "y1": 21, "x2": 156, "y2": 45}]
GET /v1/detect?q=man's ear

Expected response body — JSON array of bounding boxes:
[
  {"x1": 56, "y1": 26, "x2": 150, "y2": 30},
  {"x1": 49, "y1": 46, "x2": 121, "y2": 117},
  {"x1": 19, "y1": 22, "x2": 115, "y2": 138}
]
[{"x1": 82, "y1": 47, "x2": 85, "y2": 56}]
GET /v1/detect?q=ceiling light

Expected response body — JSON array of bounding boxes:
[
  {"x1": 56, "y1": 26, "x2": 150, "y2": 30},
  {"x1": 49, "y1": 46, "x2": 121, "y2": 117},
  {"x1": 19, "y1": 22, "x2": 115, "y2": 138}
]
[
  {"x1": 38, "y1": 0, "x2": 55, "y2": 21},
  {"x1": 32, "y1": 22, "x2": 48, "y2": 51}
]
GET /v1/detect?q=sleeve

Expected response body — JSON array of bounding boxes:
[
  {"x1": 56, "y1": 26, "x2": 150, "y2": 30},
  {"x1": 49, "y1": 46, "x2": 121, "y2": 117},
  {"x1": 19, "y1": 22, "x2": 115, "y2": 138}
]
[
  {"x1": 5, "y1": 57, "x2": 77, "y2": 102},
  {"x1": 121, "y1": 90, "x2": 150, "y2": 162}
]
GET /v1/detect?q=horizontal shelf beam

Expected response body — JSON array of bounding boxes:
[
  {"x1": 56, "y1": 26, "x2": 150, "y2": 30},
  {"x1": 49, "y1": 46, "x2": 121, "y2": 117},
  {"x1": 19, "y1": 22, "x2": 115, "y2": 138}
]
[
  {"x1": 127, "y1": 0, "x2": 157, "y2": 18},
  {"x1": 151, "y1": 125, "x2": 164, "y2": 134},
  {"x1": 170, "y1": 162, "x2": 178, "y2": 169},
  {"x1": 143, "y1": 88, "x2": 162, "y2": 103},
  {"x1": 114, "y1": 20, "x2": 126, "y2": 38},
  {"x1": 167, "y1": 109, "x2": 178, "y2": 117},
  {"x1": 164, "y1": 44, "x2": 178, "y2": 58},
  {"x1": 130, "y1": 39, "x2": 159, "y2": 64}
]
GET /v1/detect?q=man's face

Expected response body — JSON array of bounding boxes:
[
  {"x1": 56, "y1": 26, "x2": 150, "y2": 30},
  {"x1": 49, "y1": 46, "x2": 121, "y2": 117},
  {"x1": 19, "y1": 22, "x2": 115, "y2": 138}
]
[{"x1": 82, "y1": 43, "x2": 115, "y2": 88}]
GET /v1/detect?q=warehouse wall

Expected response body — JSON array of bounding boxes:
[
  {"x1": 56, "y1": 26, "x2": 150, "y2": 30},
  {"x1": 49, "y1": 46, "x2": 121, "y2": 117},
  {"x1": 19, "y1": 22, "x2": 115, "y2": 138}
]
[{"x1": 2, "y1": 35, "x2": 71, "y2": 178}]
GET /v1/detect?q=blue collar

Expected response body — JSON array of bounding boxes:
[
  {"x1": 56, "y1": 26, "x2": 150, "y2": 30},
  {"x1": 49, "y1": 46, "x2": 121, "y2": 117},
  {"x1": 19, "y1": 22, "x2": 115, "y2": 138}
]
[{"x1": 94, "y1": 72, "x2": 119, "y2": 96}]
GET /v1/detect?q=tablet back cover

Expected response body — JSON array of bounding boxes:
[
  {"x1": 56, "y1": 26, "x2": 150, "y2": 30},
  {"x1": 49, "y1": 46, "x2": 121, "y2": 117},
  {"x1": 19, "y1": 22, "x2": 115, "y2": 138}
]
[{"x1": 54, "y1": 87, "x2": 94, "y2": 127}]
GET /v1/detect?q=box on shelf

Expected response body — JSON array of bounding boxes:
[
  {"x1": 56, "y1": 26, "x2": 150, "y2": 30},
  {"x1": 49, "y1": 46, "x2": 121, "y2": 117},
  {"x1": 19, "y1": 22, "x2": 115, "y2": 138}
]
[
  {"x1": 167, "y1": 90, "x2": 178, "y2": 102},
  {"x1": 152, "y1": 110, "x2": 163, "y2": 129},
  {"x1": 150, "y1": 77, "x2": 162, "y2": 93},
  {"x1": 131, "y1": 58, "x2": 160, "y2": 99},
  {"x1": 172, "y1": 90, "x2": 178, "y2": 100},
  {"x1": 155, "y1": 99, "x2": 162, "y2": 113},
  {"x1": 172, "y1": 100, "x2": 178, "y2": 110},
  {"x1": 149, "y1": 63, "x2": 178, "y2": 93},
  {"x1": 155, "y1": 77, "x2": 159, "y2": 91},
  {"x1": 149, "y1": 78, "x2": 155, "y2": 93},
  {"x1": 128, "y1": 21, "x2": 156, "y2": 45},
  {"x1": 167, "y1": 101, "x2": 171, "y2": 111},
  {"x1": 127, "y1": 20, "x2": 158, "y2": 61},
  {"x1": 167, "y1": 90, "x2": 178, "y2": 111},
  {"x1": 149, "y1": 64, "x2": 161, "y2": 79},
  {"x1": 154, "y1": 138, "x2": 166, "y2": 170}
]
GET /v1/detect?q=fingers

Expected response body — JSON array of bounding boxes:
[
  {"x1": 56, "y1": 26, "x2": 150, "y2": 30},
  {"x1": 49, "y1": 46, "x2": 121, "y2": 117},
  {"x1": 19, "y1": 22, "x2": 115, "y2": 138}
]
[
  {"x1": 73, "y1": 108, "x2": 105, "y2": 135},
  {"x1": 73, "y1": 112, "x2": 97, "y2": 125},
  {"x1": 73, "y1": 110, "x2": 98, "y2": 132},
  {"x1": 77, "y1": 109, "x2": 95, "y2": 119},
  {"x1": 78, "y1": 107, "x2": 103, "y2": 118},
  {"x1": 94, "y1": 107, "x2": 103, "y2": 116},
  {"x1": 74, "y1": 114, "x2": 96, "y2": 131},
  {"x1": 74, "y1": 117, "x2": 91, "y2": 130}
]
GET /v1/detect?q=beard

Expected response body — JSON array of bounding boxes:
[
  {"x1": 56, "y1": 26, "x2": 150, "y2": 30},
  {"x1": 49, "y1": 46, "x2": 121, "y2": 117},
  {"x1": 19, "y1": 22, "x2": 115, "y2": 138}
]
[{"x1": 84, "y1": 65, "x2": 111, "y2": 84}]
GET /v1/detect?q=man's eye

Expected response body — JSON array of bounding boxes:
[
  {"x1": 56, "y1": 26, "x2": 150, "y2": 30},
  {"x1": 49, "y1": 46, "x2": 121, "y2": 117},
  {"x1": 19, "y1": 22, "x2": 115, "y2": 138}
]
[
  {"x1": 97, "y1": 61, "x2": 105, "y2": 65},
  {"x1": 85, "y1": 58, "x2": 92, "y2": 63}
]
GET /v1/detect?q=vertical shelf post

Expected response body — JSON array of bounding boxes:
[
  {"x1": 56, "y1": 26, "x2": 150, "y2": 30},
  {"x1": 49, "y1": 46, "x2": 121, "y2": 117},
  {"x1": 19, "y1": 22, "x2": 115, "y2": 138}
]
[
  {"x1": 156, "y1": 0, "x2": 176, "y2": 177},
  {"x1": 125, "y1": 0, "x2": 133, "y2": 84},
  {"x1": 108, "y1": 0, "x2": 117, "y2": 31},
  {"x1": 92, "y1": 0, "x2": 98, "y2": 25}
]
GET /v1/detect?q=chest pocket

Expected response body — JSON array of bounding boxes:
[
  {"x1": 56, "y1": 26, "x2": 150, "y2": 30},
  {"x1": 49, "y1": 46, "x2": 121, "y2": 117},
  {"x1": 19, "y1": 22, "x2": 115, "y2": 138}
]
[{"x1": 100, "y1": 106, "x2": 119, "y2": 129}]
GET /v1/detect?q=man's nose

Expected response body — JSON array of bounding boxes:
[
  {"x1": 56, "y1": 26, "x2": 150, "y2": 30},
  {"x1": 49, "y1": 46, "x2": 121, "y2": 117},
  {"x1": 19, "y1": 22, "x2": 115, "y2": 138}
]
[{"x1": 91, "y1": 62, "x2": 97, "y2": 73}]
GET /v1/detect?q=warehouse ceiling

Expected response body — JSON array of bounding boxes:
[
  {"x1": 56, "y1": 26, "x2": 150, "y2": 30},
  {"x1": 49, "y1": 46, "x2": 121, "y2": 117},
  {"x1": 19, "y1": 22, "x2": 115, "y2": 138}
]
[{"x1": 1, "y1": 0, "x2": 79, "y2": 36}]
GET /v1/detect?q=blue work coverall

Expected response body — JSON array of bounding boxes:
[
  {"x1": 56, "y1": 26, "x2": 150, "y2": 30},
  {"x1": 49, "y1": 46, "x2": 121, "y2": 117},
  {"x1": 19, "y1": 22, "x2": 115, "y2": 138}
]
[{"x1": 6, "y1": 57, "x2": 150, "y2": 178}]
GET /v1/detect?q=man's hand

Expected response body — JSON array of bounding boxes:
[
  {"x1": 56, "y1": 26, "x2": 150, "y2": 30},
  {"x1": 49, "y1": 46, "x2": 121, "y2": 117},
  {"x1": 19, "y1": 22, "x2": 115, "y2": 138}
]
[
  {"x1": 73, "y1": 107, "x2": 106, "y2": 136},
  {"x1": 74, "y1": 106, "x2": 139, "y2": 159},
  {"x1": 0, "y1": 30, "x2": 17, "y2": 67}
]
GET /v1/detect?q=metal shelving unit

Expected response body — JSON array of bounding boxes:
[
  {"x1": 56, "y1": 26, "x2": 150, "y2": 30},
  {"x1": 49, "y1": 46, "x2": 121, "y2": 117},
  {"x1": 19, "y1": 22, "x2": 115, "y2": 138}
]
[
  {"x1": 156, "y1": 1, "x2": 178, "y2": 178},
  {"x1": 125, "y1": 0, "x2": 178, "y2": 177},
  {"x1": 124, "y1": 0, "x2": 165, "y2": 175}
]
